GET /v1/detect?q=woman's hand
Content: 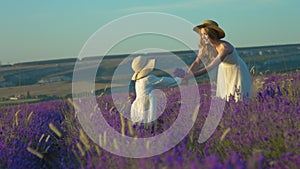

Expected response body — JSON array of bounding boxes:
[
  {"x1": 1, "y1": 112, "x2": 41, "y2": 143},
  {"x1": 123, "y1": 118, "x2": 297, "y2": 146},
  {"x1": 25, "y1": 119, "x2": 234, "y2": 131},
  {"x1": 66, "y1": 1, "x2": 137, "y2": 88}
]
[{"x1": 182, "y1": 71, "x2": 193, "y2": 85}]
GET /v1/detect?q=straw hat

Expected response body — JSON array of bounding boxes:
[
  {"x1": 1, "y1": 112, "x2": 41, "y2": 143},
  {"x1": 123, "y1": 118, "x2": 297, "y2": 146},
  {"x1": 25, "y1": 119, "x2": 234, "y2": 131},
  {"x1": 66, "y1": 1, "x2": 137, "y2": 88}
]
[
  {"x1": 193, "y1": 20, "x2": 225, "y2": 39},
  {"x1": 131, "y1": 56, "x2": 155, "y2": 81}
]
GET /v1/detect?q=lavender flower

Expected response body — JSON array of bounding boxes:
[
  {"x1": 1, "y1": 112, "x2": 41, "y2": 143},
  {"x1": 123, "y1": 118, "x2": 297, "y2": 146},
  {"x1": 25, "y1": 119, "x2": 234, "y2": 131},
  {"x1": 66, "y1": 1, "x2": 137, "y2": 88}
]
[
  {"x1": 173, "y1": 68, "x2": 186, "y2": 78},
  {"x1": 1, "y1": 71, "x2": 299, "y2": 168}
]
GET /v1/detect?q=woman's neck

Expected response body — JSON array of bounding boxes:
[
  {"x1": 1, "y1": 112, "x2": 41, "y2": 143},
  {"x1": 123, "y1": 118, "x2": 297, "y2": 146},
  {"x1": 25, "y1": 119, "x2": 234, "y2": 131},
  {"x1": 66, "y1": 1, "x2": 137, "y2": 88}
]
[{"x1": 210, "y1": 39, "x2": 221, "y2": 47}]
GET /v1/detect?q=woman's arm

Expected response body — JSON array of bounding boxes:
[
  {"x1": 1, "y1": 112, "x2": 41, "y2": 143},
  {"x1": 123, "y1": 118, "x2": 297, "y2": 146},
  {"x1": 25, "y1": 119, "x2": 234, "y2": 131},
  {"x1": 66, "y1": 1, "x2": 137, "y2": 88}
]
[
  {"x1": 193, "y1": 42, "x2": 233, "y2": 77},
  {"x1": 189, "y1": 56, "x2": 203, "y2": 73},
  {"x1": 188, "y1": 49, "x2": 204, "y2": 73}
]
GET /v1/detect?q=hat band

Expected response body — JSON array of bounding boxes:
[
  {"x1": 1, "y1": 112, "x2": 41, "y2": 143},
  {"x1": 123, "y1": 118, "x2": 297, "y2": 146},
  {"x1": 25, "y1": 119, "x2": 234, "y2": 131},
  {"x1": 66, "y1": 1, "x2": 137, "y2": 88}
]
[
  {"x1": 134, "y1": 68, "x2": 152, "y2": 81},
  {"x1": 134, "y1": 71, "x2": 140, "y2": 81}
]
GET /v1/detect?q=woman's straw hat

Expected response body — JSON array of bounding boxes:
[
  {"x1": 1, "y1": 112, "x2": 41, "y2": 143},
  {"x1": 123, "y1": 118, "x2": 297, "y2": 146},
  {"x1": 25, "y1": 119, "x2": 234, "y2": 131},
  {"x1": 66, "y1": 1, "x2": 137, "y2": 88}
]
[
  {"x1": 131, "y1": 56, "x2": 155, "y2": 80},
  {"x1": 193, "y1": 20, "x2": 225, "y2": 39}
]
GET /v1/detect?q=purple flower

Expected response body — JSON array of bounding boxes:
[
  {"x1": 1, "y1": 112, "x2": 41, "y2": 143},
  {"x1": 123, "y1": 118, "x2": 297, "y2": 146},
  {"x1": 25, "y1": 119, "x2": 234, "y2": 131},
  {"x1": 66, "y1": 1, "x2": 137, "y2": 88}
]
[{"x1": 173, "y1": 68, "x2": 186, "y2": 78}]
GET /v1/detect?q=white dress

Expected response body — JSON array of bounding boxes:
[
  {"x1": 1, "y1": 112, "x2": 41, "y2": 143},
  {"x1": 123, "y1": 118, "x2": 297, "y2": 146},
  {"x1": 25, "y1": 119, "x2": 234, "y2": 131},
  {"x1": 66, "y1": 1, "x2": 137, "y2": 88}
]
[
  {"x1": 130, "y1": 74, "x2": 181, "y2": 124},
  {"x1": 216, "y1": 48, "x2": 253, "y2": 101}
]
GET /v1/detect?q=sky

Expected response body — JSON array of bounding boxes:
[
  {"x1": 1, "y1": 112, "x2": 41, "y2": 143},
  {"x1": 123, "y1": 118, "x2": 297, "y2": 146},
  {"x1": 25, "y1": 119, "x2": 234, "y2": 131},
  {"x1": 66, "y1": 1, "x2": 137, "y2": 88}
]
[{"x1": 0, "y1": 0, "x2": 299, "y2": 65}]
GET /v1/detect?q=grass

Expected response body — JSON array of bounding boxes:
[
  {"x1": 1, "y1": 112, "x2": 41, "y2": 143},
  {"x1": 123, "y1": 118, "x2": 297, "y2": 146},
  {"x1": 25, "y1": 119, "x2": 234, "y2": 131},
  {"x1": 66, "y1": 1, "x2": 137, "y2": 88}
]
[
  {"x1": 0, "y1": 71, "x2": 299, "y2": 168},
  {"x1": 0, "y1": 98, "x2": 41, "y2": 106}
]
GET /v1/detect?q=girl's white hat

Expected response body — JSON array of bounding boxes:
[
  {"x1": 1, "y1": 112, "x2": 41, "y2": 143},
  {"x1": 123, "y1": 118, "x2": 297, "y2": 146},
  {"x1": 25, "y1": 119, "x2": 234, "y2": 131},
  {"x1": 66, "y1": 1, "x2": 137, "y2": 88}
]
[{"x1": 131, "y1": 56, "x2": 155, "y2": 80}]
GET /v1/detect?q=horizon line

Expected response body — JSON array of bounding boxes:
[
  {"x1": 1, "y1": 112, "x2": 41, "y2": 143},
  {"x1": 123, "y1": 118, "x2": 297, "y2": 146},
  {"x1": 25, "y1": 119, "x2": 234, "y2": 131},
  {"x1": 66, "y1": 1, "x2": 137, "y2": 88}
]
[{"x1": 4, "y1": 42, "x2": 300, "y2": 66}]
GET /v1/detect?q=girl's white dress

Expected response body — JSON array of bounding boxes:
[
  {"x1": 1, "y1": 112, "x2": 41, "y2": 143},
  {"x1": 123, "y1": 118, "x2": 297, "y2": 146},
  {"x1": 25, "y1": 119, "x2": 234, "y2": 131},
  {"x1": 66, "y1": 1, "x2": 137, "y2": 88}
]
[
  {"x1": 131, "y1": 74, "x2": 181, "y2": 124},
  {"x1": 216, "y1": 48, "x2": 254, "y2": 101}
]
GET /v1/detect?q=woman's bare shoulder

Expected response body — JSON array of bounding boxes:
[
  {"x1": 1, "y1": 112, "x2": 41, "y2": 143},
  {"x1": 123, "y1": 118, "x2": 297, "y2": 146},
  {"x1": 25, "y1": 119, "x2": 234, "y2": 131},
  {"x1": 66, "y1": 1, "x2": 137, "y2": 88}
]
[{"x1": 219, "y1": 41, "x2": 234, "y2": 55}]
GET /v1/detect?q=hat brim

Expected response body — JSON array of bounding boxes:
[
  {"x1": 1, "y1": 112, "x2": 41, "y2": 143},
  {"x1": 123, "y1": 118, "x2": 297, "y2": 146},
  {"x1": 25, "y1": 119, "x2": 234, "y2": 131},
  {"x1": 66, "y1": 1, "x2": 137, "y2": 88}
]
[
  {"x1": 193, "y1": 24, "x2": 225, "y2": 39},
  {"x1": 132, "y1": 59, "x2": 155, "y2": 80}
]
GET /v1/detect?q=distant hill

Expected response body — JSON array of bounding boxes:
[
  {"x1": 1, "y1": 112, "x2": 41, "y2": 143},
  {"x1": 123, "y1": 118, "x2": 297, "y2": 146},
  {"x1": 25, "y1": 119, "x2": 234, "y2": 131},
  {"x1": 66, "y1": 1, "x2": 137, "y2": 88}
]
[{"x1": 0, "y1": 43, "x2": 299, "y2": 98}]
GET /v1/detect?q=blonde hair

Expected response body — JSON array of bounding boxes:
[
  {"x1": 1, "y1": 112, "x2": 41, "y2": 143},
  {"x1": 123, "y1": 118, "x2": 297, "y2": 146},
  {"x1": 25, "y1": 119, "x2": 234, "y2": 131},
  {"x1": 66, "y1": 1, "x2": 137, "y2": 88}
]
[{"x1": 197, "y1": 38, "x2": 217, "y2": 66}]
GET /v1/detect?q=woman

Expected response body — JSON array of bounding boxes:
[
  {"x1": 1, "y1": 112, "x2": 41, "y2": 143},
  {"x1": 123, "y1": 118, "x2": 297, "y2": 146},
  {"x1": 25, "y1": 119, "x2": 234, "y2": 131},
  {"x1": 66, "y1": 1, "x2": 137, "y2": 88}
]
[{"x1": 185, "y1": 20, "x2": 253, "y2": 101}]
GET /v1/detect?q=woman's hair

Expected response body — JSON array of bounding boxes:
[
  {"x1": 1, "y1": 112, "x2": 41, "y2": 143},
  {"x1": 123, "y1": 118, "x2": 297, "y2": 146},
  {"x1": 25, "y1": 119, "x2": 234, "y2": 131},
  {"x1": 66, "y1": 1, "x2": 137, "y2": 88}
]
[
  {"x1": 204, "y1": 27, "x2": 221, "y2": 41},
  {"x1": 197, "y1": 38, "x2": 217, "y2": 65}
]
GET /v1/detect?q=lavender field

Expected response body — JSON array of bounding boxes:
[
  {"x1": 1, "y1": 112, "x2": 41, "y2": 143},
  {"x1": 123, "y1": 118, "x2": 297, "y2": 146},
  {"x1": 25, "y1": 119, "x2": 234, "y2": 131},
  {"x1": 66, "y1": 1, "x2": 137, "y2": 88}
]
[{"x1": 1, "y1": 72, "x2": 300, "y2": 169}]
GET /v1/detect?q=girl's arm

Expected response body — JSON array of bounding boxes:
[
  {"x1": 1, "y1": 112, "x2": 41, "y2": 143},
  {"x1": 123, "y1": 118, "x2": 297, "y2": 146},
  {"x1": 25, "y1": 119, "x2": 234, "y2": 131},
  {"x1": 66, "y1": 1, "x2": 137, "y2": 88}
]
[{"x1": 150, "y1": 75, "x2": 182, "y2": 89}]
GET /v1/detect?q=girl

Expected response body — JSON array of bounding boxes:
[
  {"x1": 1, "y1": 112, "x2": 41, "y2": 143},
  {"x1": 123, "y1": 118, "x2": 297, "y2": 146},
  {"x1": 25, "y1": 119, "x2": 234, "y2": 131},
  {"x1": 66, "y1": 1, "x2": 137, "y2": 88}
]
[{"x1": 130, "y1": 55, "x2": 182, "y2": 130}]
